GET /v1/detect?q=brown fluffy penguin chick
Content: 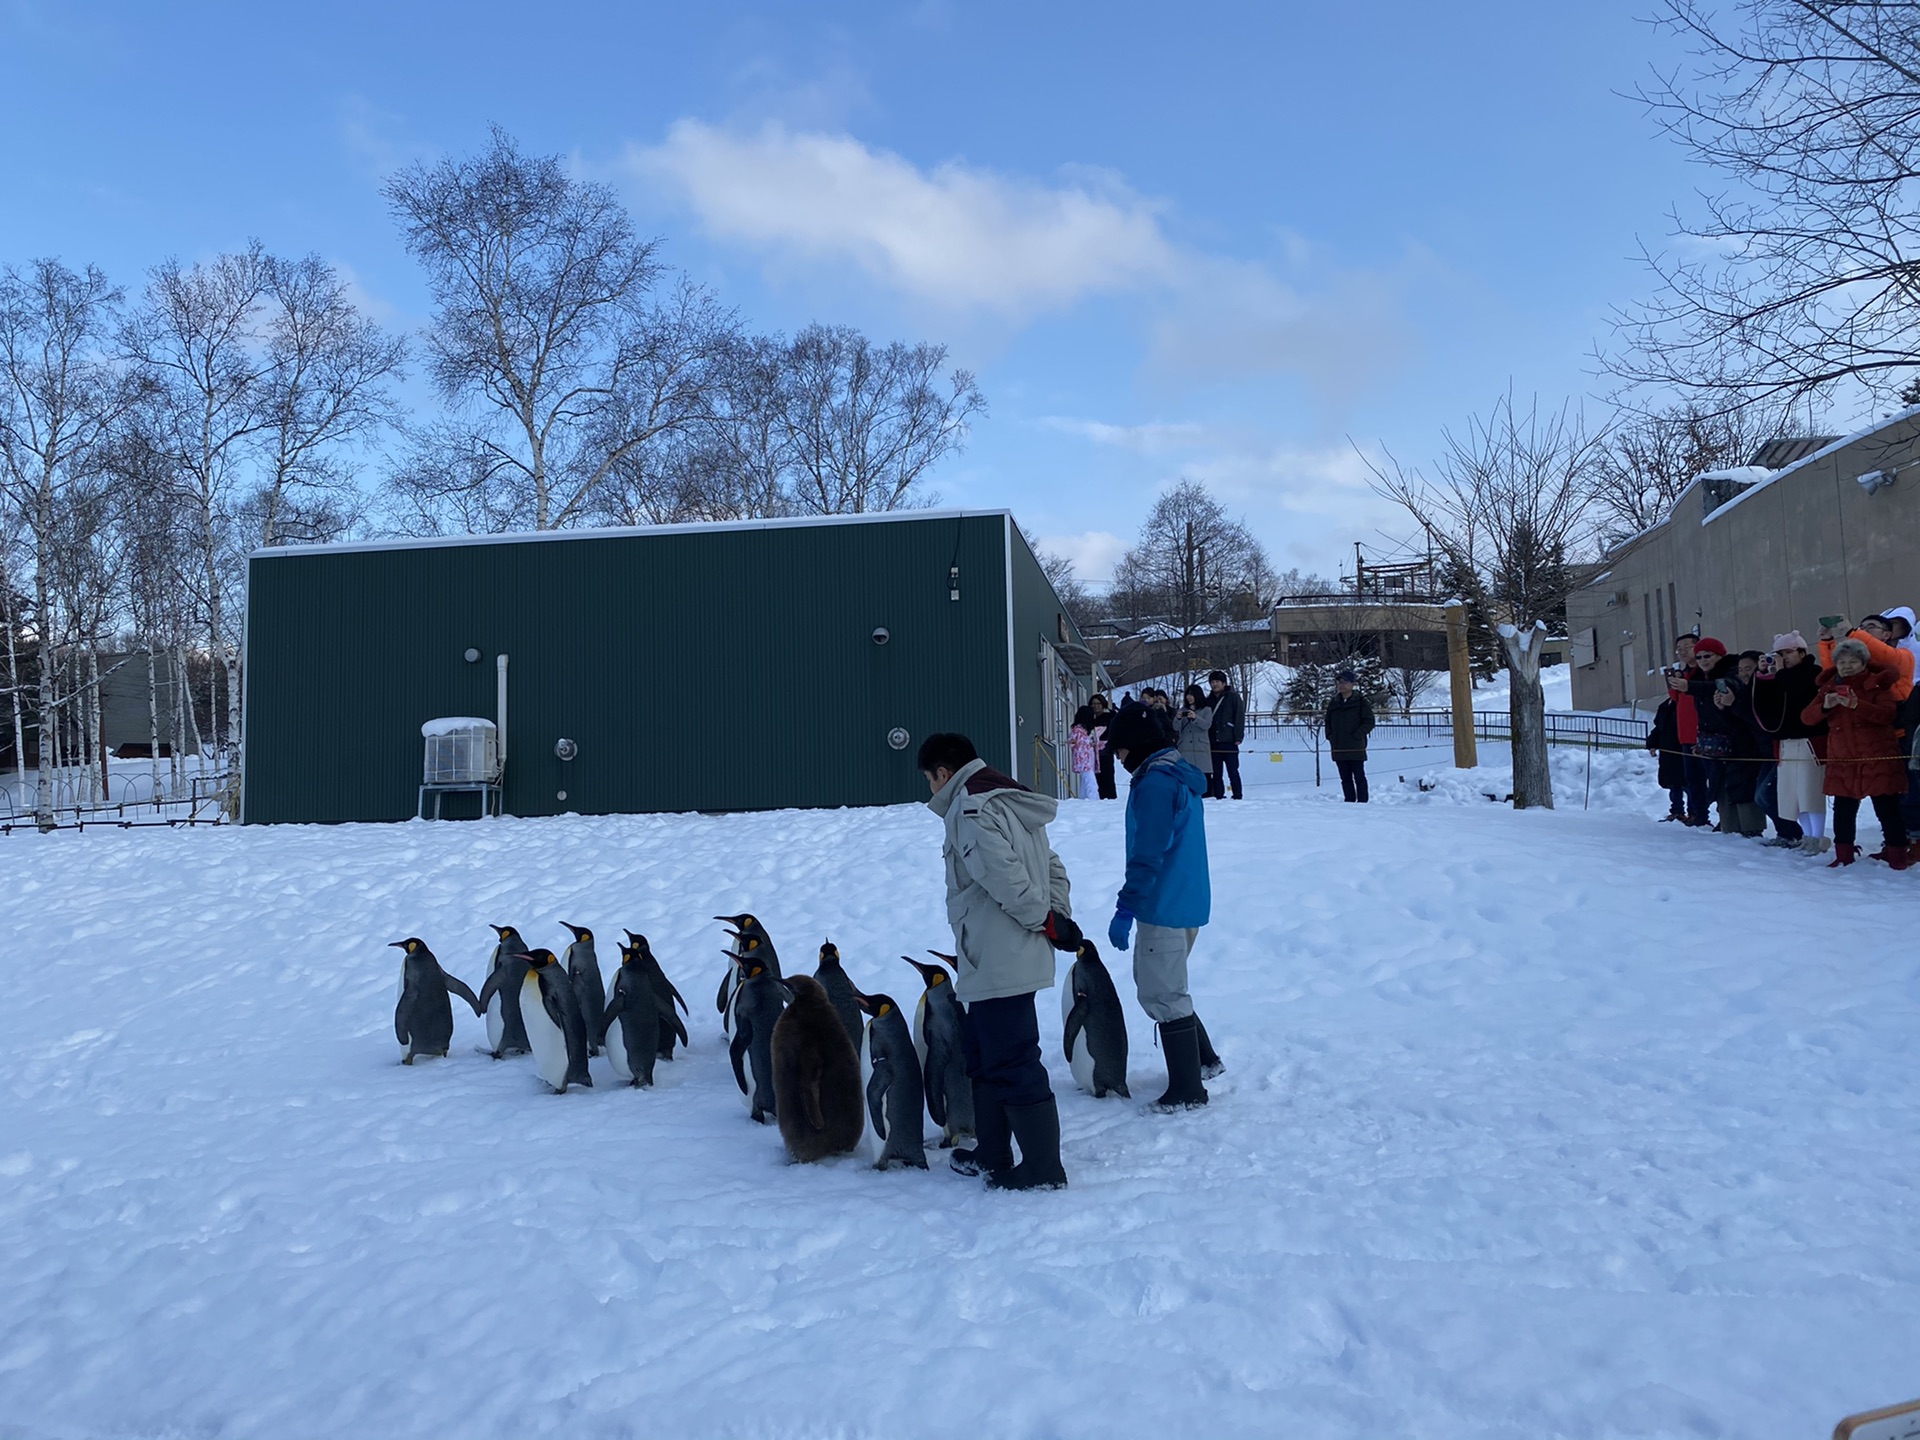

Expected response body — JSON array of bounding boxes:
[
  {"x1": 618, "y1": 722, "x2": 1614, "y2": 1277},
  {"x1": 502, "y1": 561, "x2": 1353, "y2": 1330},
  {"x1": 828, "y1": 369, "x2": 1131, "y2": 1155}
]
[{"x1": 771, "y1": 975, "x2": 864, "y2": 1162}]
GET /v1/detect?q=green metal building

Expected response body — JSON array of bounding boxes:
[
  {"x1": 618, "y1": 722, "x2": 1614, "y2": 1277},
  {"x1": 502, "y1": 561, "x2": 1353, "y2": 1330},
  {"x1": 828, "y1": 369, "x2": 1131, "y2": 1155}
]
[{"x1": 241, "y1": 510, "x2": 1099, "y2": 824}]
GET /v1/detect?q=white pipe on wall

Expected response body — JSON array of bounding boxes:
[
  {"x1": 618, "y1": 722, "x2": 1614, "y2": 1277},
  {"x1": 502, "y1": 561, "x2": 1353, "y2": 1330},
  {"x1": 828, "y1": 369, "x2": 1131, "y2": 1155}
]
[{"x1": 496, "y1": 654, "x2": 509, "y2": 768}]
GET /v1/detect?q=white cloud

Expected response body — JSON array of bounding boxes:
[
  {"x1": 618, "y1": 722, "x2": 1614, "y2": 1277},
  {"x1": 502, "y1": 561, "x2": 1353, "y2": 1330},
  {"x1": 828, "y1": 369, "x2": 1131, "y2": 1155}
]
[
  {"x1": 1035, "y1": 416, "x2": 1213, "y2": 453},
  {"x1": 624, "y1": 122, "x2": 1414, "y2": 396},
  {"x1": 1035, "y1": 529, "x2": 1130, "y2": 584},
  {"x1": 627, "y1": 121, "x2": 1177, "y2": 319}
]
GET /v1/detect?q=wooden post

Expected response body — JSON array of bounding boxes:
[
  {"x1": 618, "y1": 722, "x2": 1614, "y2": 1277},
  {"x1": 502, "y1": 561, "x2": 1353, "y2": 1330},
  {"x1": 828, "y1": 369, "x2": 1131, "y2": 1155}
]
[{"x1": 1445, "y1": 601, "x2": 1478, "y2": 770}]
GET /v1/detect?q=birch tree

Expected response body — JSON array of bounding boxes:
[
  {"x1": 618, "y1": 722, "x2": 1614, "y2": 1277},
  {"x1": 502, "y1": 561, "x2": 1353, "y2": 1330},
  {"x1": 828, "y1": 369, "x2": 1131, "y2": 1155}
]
[
  {"x1": 384, "y1": 127, "x2": 731, "y2": 532},
  {"x1": 0, "y1": 259, "x2": 137, "y2": 827}
]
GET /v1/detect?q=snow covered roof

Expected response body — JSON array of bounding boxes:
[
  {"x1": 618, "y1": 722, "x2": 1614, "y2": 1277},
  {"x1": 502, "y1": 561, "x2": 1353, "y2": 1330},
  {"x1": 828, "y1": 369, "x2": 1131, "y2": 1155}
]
[
  {"x1": 420, "y1": 717, "x2": 496, "y2": 738},
  {"x1": 1701, "y1": 404, "x2": 1920, "y2": 525},
  {"x1": 250, "y1": 508, "x2": 1016, "y2": 561}
]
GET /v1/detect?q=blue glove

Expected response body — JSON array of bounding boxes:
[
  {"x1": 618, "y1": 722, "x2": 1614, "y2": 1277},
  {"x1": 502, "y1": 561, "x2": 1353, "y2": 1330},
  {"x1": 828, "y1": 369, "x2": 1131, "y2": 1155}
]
[{"x1": 1108, "y1": 908, "x2": 1135, "y2": 953}]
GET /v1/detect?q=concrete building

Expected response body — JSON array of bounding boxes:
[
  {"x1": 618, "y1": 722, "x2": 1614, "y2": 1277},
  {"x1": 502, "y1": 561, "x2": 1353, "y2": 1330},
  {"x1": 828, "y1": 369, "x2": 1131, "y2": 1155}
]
[{"x1": 1567, "y1": 409, "x2": 1920, "y2": 713}]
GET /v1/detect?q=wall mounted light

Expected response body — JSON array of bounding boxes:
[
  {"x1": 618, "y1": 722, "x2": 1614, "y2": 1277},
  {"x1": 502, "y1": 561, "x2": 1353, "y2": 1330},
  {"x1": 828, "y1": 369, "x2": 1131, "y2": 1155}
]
[
  {"x1": 872, "y1": 627, "x2": 891, "y2": 645},
  {"x1": 554, "y1": 738, "x2": 578, "y2": 761},
  {"x1": 887, "y1": 727, "x2": 911, "y2": 751},
  {"x1": 464, "y1": 647, "x2": 482, "y2": 663}
]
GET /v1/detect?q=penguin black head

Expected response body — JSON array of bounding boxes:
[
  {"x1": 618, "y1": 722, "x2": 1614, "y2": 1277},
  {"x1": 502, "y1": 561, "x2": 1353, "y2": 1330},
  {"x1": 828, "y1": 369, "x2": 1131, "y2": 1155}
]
[
  {"x1": 491, "y1": 924, "x2": 521, "y2": 942},
  {"x1": 727, "y1": 933, "x2": 764, "y2": 956},
  {"x1": 818, "y1": 941, "x2": 840, "y2": 963},
  {"x1": 624, "y1": 929, "x2": 650, "y2": 952},
  {"x1": 561, "y1": 922, "x2": 592, "y2": 943},
  {"x1": 523, "y1": 948, "x2": 559, "y2": 970},
  {"x1": 854, "y1": 991, "x2": 897, "y2": 1019},
  {"x1": 714, "y1": 913, "x2": 758, "y2": 930},
  {"x1": 900, "y1": 955, "x2": 951, "y2": 988},
  {"x1": 619, "y1": 939, "x2": 643, "y2": 966},
  {"x1": 389, "y1": 938, "x2": 428, "y2": 955}
]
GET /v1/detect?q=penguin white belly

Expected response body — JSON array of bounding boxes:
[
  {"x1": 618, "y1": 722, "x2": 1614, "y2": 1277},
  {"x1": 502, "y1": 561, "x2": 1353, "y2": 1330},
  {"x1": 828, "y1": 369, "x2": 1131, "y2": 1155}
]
[
  {"x1": 486, "y1": 990, "x2": 505, "y2": 1052},
  {"x1": 912, "y1": 994, "x2": 929, "y2": 1072},
  {"x1": 521, "y1": 973, "x2": 570, "y2": 1091},
  {"x1": 605, "y1": 1016, "x2": 633, "y2": 1083},
  {"x1": 1060, "y1": 985, "x2": 1097, "y2": 1093}
]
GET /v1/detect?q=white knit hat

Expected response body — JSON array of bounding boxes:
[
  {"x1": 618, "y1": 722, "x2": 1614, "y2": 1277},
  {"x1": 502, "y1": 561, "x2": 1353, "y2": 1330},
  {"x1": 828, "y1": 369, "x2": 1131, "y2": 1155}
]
[{"x1": 1773, "y1": 631, "x2": 1809, "y2": 651}]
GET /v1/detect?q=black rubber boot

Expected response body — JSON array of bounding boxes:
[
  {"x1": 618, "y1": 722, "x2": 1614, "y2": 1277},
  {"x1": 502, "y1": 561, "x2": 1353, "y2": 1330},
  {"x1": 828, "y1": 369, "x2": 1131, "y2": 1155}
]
[
  {"x1": 984, "y1": 1096, "x2": 1068, "y2": 1191},
  {"x1": 949, "y1": 1080, "x2": 1011, "y2": 1177},
  {"x1": 1193, "y1": 1014, "x2": 1225, "y2": 1080},
  {"x1": 1150, "y1": 1014, "x2": 1210, "y2": 1112}
]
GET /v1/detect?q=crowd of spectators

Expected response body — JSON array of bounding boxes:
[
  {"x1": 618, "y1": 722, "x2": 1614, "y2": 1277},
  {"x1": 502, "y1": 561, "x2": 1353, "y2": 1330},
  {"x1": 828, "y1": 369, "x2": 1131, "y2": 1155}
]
[{"x1": 1646, "y1": 608, "x2": 1920, "y2": 867}]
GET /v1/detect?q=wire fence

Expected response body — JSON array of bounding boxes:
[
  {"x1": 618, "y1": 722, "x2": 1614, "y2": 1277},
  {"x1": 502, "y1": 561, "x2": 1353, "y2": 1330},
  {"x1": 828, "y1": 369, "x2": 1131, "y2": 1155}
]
[
  {"x1": 0, "y1": 769, "x2": 234, "y2": 834},
  {"x1": 1246, "y1": 709, "x2": 1648, "y2": 751}
]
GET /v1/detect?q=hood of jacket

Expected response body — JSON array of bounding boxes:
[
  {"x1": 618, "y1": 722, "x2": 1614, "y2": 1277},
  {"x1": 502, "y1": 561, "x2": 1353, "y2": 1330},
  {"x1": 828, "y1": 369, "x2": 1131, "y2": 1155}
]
[{"x1": 926, "y1": 756, "x2": 1059, "y2": 827}]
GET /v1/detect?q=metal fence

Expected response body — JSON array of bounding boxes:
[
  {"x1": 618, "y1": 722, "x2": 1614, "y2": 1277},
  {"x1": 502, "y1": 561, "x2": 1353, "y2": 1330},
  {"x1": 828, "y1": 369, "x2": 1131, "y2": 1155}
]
[
  {"x1": 0, "y1": 770, "x2": 234, "y2": 834},
  {"x1": 1247, "y1": 709, "x2": 1645, "y2": 749}
]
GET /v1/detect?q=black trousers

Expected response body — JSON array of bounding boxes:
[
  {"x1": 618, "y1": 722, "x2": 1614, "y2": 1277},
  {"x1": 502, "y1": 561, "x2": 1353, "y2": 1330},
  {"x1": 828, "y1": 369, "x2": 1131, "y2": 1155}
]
[
  {"x1": 1334, "y1": 754, "x2": 1369, "y2": 803},
  {"x1": 959, "y1": 992, "x2": 1053, "y2": 1108},
  {"x1": 1210, "y1": 747, "x2": 1242, "y2": 799},
  {"x1": 1833, "y1": 794, "x2": 1909, "y2": 849},
  {"x1": 1096, "y1": 755, "x2": 1117, "y2": 800}
]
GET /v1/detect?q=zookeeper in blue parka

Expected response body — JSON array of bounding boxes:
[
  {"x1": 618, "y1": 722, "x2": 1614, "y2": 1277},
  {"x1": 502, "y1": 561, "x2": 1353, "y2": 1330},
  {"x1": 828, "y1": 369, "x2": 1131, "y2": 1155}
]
[{"x1": 1101, "y1": 700, "x2": 1225, "y2": 1111}]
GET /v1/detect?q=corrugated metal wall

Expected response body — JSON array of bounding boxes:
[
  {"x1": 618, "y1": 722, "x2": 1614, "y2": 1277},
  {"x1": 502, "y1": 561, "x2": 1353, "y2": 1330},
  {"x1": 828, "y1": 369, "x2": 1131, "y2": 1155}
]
[{"x1": 243, "y1": 512, "x2": 1017, "y2": 824}]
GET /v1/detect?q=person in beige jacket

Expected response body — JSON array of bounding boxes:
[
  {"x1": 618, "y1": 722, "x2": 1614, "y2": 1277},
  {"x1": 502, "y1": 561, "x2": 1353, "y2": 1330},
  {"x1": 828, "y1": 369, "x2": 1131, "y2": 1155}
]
[{"x1": 919, "y1": 732, "x2": 1080, "y2": 1191}]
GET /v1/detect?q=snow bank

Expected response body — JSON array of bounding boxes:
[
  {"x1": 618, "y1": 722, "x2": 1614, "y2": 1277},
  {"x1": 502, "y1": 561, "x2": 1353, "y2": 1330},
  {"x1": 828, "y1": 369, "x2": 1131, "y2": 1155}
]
[{"x1": 3, "y1": 790, "x2": 1916, "y2": 1437}]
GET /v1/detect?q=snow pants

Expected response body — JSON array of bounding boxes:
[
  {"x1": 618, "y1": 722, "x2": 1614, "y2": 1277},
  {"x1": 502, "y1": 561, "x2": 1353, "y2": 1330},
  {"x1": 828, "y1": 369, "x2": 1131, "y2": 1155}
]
[
  {"x1": 1075, "y1": 770, "x2": 1098, "y2": 800},
  {"x1": 1334, "y1": 754, "x2": 1369, "y2": 803},
  {"x1": 1133, "y1": 922, "x2": 1198, "y2": 1023},
  {"x1": 959, "y1": 993, "x2": 1053, "y2": 1108}
]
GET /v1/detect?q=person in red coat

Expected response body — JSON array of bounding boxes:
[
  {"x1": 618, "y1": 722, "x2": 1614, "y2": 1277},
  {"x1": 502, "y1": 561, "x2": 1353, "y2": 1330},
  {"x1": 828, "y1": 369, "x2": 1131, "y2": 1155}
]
[{"x1": 1800, "y1": 638, "x2": 1911, "y2": 868}]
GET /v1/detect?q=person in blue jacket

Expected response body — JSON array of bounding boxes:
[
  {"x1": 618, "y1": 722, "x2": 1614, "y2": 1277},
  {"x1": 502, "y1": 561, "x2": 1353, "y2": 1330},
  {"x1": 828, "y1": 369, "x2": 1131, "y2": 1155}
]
[{"x1": 1101, "y1": 701, "x2": 1222, "y2": 1110}]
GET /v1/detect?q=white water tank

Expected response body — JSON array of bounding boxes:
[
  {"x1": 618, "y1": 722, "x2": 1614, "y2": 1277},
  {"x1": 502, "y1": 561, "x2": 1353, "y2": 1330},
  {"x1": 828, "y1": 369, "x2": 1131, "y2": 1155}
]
[{"x1": 421, "y1": 717, "x2": 500, "y2": 784}]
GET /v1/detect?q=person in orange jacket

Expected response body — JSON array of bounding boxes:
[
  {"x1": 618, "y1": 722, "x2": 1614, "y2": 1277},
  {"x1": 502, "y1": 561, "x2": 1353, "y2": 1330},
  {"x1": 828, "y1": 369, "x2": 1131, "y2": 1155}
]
[
  {"x1": 1800, "y1": 638, "x2": 1910, "y2": 868},
  {"x1": 1817, "y1": 615, "x2": 1914, "y2": 699}
]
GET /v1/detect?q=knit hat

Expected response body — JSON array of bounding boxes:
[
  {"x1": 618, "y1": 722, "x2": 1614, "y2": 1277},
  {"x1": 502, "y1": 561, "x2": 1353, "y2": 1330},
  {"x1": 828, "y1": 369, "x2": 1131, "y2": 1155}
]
[
  {"x1": 1104, "y1": 702, "x2": 1171, "y2": 773},
  {"x1": 1694, "y1": 636, "x2": 1728, "y2": 657},
  {"x1": 1335, "y1": 669, "x2": 1358, "y2": 683},
  {"x1": 1772, "y1": 631, "x2": 1809, "y2": 652}
]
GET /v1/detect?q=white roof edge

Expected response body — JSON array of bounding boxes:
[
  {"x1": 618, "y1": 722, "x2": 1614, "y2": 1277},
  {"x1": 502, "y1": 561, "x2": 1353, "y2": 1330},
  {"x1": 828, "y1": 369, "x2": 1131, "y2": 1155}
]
[
  {"x1": 249, "y1": 506, "x2": 1018, "y2": 561},
  {"x1": 1702, "y1": 403, "x2": 1920, "y2": 526}
]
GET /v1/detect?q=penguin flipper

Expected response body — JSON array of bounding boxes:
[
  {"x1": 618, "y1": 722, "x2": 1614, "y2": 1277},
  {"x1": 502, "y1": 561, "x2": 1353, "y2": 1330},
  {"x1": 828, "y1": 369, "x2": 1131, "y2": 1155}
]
[
  {"x1": 800, "y1": 1054, "x2": 826, "y2": 1133},
  {"x1": 540, "y1": 982, "x2": 569, "y2": 1034},
  {"x1": 477, "y1": 970, "x2": 502, "y2": 1010},
  {"x1": 922, "y1": 1038, "x2": 950, "y2": 1127},
  {"x1": 866, "y1": 1058, "x2": 890, "y2": 1139},
  {"x1": 1063, "y1": 1000, "x2": 1087, "y2": 1063},
  {"x1": 444, "y1": 975, "x2": 484, "y2": 1016},
  {"x1": 729, "y1": 1025, "x2": 752, "y2": 1096},
  {"x1": 668, "y1": 1008, "x2": 689, "y2": 1047},
  {"x1": 715, "y1": 971, "x2": 731, "y2": 1016},
  {"x1": 394, "y1": 1002, "x2": 409, "y2": 1047},
  {"x1": 598, "y1": 989, "x2": 626, "y2": 1046}
]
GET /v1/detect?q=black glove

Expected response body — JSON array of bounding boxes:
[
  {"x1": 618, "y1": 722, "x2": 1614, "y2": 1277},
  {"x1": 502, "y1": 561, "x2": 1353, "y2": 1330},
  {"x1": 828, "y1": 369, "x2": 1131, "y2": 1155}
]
[{"x1": 1043, "y1": 910, "x2": 1083, "y2": 953}]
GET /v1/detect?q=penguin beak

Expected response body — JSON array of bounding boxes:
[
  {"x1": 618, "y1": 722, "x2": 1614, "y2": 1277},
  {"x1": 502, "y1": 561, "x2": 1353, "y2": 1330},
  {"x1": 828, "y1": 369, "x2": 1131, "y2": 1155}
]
[
  {"x1": 490, "y1": 924, "x2": 512, "y2": 938},
  {"x1": 561, "y1": 922, "x2": 587, "y2": 940},
  {"x1": 388, "y1": 940, "x2": 410, "y2": 950}
]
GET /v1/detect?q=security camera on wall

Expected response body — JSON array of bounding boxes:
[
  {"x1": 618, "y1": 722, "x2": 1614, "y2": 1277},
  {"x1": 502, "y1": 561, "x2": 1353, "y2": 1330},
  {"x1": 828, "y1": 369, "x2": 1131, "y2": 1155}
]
[{"x1": 1856, "y1": 468, "x2": 1895, "y2": 496}]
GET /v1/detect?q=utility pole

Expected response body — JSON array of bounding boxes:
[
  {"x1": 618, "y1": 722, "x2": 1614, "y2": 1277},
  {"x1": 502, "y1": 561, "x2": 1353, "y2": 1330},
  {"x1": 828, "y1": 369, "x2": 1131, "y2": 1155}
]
[{"x1": 1445, "y1": 600, "x2": 1478, "y2": 770}]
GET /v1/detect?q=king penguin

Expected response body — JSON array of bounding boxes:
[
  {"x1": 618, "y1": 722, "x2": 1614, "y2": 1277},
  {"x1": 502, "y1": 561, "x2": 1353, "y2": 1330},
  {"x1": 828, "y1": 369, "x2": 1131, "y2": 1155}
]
[
  {"x1": 623, "y1": 931, "x2": 689, "y2": 1060},
  {"x1": 771, "y1": 975, "x2": 865, "y2": 1162},
  {"x1": 518, "y1": 949, "x2": 594, "y2": 1093},
  {"x1": 560, "y1": 923, "x2": 607, "y2": 1057},
  {"x1": 856, "y1": 990, "x2": 928, "y2": 1170},
  {"x1": 476, "y1": 924, "x2": 533, "y2": 1058},
  {"x1": 601, "y1": 937, "x2": 662, "y2": 1088},
  {"x1": 390, "y1": 938, "x2": 483, "y2": 1064},
  {"x1": 728, "y1": 952, "x2": 787, "y2": 1123},
  {"x1": 1060, "y1": 939, "x2": 1131, "y2": 1099},
  {"x1": 812, "y1": 941, "x2": 866, "y2": 1057},
  {"x1": 714, "y1": 914, "x2": 780, "y2": 1035},
  {"x1": 901, "y1": 954, "x2": 975, "y2": 1149}
]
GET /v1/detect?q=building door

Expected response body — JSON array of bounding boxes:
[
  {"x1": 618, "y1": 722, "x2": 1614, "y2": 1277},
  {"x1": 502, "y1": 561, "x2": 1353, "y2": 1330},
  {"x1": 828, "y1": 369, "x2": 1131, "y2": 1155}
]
[
  {"x1": 1037, "y1": 642, "x2": 1079, "y2": 797},
  {"x1": 1619, "y1": 643, "x2": 1636, "y2": 708}
]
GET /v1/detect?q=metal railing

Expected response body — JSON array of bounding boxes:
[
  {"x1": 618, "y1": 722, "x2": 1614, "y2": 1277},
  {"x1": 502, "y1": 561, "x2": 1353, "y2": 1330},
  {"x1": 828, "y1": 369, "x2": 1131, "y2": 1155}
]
[
  {"x1": 1246, "y1": 709, "x2": 1647, "y2": 750},
  {"x1": 0, "y1": 769, "x2": 234, "y2": 834}
]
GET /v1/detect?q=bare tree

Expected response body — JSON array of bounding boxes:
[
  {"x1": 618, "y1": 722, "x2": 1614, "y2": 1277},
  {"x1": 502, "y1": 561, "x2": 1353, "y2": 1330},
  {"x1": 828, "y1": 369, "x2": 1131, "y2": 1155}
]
[
  {"x1": 1592, "y1": 399, "x2": 1784, "y2": 541},
  {"x1": 0, "y1": 259, "x2": 140, "y2": 826},
  {"x1": 1370, "y1": 392, "x2": 1606, "y2": 809},
  {"x1": 1611, "y1": 1, "x2": 1920, "y2": 409},
  {"x1": 1388, "y1": 663, "x2": 1441, "y2": 716},
  {"x1": 1020, "y1": 526, "x2": 1099, "y2": 633},
  {"x1": 1111, "y1": 479, "x2": 1273, "y2": 685},
  {"x1": 776, "y1": 324, "x2": 984, "y2": 514},
  {"x1": 252, "y1": 255, "x2": 406, "y2": 547},
  {"x1": 123, "y1": 243, "x2": 279, "y2": 763},
  {"x1": 385, "y1": 128, "x2": 731, "y2": 532}
]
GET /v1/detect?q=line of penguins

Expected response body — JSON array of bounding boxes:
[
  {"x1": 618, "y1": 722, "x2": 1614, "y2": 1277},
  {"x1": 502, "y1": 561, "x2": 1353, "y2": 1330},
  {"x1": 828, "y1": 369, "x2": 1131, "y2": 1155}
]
[{"x1": 390, "y1": 914, "x2": 1136, "y2": 1168}]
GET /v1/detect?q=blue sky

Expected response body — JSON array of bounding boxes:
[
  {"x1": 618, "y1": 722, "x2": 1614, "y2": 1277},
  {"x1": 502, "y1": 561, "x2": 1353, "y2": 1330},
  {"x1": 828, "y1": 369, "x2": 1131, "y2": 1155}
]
[{"x1": 0, "y1": 1, "x2": 1707, "y2": 583}]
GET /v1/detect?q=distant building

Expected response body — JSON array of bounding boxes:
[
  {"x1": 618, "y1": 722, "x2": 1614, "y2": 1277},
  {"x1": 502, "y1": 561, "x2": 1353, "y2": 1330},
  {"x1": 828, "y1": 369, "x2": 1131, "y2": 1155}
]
[{"x1": 1566, "y1": 413, "x2": 1920, "y2": 713}]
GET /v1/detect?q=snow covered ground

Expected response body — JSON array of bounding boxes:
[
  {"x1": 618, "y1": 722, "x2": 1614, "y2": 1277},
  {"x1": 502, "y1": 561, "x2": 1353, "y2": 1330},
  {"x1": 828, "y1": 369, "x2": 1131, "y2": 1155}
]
[{"x1": 5, "y1": 768, "x2": 1917, "y2": 1438}]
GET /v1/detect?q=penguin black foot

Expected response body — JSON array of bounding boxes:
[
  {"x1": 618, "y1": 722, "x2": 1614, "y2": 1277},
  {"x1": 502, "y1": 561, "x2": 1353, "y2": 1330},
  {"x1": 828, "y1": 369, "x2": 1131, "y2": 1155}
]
[{"x1": 401, "y1": 1055, "x2": 415, "y2": 1066}]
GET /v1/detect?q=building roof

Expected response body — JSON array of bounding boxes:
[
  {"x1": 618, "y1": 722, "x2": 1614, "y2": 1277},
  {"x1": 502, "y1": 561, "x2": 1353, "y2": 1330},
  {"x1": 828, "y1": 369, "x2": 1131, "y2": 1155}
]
[
  {"x1": 250, "y1": 507, "x2": 1017, "y2": 561},
  {"x1": 1746, "y1": 436, "x2": 1839, "y2": 469}
]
